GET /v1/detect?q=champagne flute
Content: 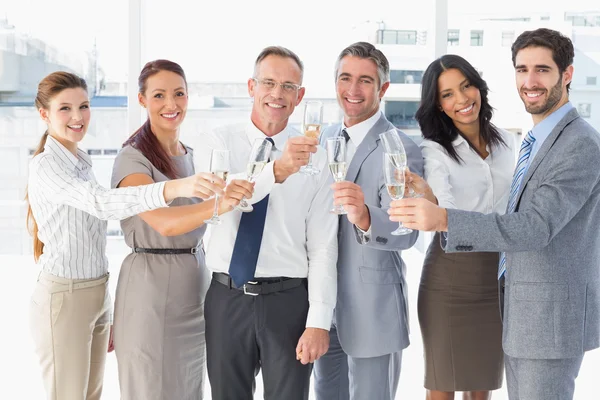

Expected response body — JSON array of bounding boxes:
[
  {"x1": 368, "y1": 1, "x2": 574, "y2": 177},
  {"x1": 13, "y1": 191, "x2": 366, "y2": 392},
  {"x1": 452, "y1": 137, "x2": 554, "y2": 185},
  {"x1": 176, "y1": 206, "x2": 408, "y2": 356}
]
[
  {"x1": 299, "y1": 100, "x2": 323, "y2": 176},
  {"x1": 236, "y1": 138, "x2": 273, "y2": 212},
  {"x1": 204, "y1": 149, "x2": 230, "y2": 225},
  {"x1": 379, "y1": 129, "x2": 421, "y2": 198},
  {"x1": 383, "y1": 152, "x2": 413, "y2": 235},
  {"x1": 326, "y1": 136, "x2": 347, "y2": 214}
]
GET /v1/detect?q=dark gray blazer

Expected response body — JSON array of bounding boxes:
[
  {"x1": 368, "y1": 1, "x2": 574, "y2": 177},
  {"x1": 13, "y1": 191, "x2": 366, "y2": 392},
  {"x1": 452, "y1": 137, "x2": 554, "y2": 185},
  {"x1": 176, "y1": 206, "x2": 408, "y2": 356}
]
[
  {"x1": 446, "y1": 108, "x2": 600, "y2": 359},
  {"x1": 321, "y1": 114, "x2": 424, "y2": 357}
]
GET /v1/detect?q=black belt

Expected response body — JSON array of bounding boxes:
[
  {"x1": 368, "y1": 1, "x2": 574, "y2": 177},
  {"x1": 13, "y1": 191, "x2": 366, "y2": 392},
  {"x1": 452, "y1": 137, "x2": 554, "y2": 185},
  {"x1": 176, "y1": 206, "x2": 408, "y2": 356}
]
[
  {"x1": 212, "y1": 272, "x2": 306, "y2": 296},
  {"x1": 132, "y1": 246, "x2": 200, "y2": 255}
]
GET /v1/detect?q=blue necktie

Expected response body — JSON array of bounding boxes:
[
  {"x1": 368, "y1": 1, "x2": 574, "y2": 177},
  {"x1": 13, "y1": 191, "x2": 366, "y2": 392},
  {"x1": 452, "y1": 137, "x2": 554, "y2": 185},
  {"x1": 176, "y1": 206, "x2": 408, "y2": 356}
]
[
  {"x1": 498, "y1": 131, "x2": 536, "y2": 279},
  {"x1": 228, "y1": 138, "x2": 274, "y2": 287}
]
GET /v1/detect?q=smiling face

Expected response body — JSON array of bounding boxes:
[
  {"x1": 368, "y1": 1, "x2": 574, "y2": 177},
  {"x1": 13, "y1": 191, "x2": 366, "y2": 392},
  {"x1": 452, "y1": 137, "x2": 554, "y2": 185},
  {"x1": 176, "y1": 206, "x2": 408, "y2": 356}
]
[
  {"x1": 248, "y1": 54, "x2": 305, "y2": 136},
  {"x1": 514, "y1": 46, "x2": 573, "y2": 124},
  {"x1": 138, "y1": 70, "x2": 188, "y2": 133},
  {"x1": 437, "y1": 68, "x2": 482, "y2": 133},
  {"x1": 39, "y1": 87, "x2": 90, "y2": 153},
  {"x1": 335, "y1": 55, "x2": 389, "y2": 127}
]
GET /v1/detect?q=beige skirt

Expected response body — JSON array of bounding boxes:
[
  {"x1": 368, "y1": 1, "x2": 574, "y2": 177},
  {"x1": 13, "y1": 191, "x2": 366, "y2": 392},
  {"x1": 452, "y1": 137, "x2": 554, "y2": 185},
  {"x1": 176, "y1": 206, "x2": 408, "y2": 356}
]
[{"x1": 418, "y1": 233, "x2": 504, "y2": 392}]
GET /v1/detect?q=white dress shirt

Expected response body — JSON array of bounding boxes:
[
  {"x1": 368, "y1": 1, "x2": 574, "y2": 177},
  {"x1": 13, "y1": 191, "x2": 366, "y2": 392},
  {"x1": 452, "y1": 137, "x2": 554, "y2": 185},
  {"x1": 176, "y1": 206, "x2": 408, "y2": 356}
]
[
  {"x1": 420, "y1": 129, "x2": 517, "y2": 214},
  {"x1": 341, "y1": 110, "x2": 382, "y2": 238},
  {"x1": 196, "y1": 121, "x2": 338, "y2": 330},
  {"x1": 27, "y1": 135, "x2": 168, "y2": 279},
  {"x1": 343, "y1": 110, "x2": 381, "y2": 161}
]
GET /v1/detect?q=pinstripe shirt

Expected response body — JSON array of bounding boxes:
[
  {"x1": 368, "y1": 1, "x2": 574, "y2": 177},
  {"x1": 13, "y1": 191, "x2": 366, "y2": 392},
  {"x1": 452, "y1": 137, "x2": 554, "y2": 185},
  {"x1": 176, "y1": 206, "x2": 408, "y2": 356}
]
[{"x1": 27, "y1": 136, "x2": 168, "y2": 279}]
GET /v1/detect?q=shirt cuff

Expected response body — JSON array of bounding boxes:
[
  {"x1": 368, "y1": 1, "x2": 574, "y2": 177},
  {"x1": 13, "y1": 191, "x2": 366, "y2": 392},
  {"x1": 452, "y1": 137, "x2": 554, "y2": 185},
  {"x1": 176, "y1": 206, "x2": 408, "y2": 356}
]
[
  {"x1": 150, "y1": 181, "x2": 169, "y2": 207},
  {"x1": 305, "y1": 301, "x2": 334, "y2": 330},
  {"x1": 354, "y1": 224, "x2": 372, "y2": 244},
  {"x1": 440, "y1": 232, "x2": 448, "y2": 250}
]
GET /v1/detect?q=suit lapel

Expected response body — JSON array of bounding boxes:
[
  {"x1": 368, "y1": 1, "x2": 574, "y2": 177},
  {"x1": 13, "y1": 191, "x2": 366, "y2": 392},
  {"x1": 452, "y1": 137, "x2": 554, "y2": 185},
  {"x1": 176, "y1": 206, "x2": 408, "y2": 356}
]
[
  {"x1": 516, "y1": 108, "x2": 580, "y2": 202},
  {"x1": 345, "y1": 115, "x2": 395, "y2": 183}
]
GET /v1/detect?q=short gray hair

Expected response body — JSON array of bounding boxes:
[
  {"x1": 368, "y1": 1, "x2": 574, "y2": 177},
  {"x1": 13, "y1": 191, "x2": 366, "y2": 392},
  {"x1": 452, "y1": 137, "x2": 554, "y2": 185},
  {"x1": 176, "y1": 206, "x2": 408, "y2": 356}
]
[
  {"x1": 253, "y1": 46, "x2": 304, "y2": 82},
  {"x1": 334, "y1": 42, "x2": 390, "y2": 88}
]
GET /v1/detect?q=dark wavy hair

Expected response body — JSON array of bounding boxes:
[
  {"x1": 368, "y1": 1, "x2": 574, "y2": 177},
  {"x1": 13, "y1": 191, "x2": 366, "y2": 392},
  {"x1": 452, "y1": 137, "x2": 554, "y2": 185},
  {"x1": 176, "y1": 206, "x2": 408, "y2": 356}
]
[
  {"x1": 123, "y1": 59, "x2": 187, "y2": 179},
  {"x1": 415, "y1": 54, "x2": 505, "y2": 163}
]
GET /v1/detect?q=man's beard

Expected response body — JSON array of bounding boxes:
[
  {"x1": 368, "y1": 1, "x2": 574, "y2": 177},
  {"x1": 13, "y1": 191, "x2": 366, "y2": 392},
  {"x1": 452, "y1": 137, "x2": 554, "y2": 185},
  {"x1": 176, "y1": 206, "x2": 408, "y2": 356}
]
[{"x1": 522, "y1": 75, "x2": 563, "y2": 116}]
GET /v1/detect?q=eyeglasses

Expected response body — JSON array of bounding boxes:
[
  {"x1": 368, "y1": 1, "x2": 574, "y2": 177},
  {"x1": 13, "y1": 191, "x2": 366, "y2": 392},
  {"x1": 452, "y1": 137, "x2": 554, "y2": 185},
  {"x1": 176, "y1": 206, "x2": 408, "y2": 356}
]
[{"x1": 252, "y1": 78, "x2": 302, "y2": 93}]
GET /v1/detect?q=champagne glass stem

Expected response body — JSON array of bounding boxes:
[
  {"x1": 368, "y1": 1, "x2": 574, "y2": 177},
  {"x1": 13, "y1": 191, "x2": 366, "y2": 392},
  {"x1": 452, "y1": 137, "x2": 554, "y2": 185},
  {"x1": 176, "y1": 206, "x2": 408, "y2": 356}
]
[
  {"x1": 211, "y1": 194, "x2": 219, "y2": 219},
  {"x1": 238, "y1": 175, "x2": 252, "y2": 208}
]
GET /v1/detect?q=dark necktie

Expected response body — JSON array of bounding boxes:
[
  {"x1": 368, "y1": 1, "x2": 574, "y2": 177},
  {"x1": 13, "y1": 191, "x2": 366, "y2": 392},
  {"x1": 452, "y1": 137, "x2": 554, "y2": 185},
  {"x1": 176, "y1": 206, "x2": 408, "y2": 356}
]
[
  {"x1": 342, "y1": 128, "x2": 350, "y2": 143},
  {"x1": 228, "y1": 137, "x2": 275, "y2": 287}
]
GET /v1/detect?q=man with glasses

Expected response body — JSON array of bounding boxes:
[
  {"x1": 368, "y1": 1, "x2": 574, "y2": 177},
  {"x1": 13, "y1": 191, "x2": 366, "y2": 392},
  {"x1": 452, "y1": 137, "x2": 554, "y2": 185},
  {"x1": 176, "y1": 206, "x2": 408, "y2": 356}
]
[
  {"x1": 314, "y1": 42, "x2": 423, "y2": 400},
  {"x1": 196, "y1": 46, "x2": 338, "y2": 399}
]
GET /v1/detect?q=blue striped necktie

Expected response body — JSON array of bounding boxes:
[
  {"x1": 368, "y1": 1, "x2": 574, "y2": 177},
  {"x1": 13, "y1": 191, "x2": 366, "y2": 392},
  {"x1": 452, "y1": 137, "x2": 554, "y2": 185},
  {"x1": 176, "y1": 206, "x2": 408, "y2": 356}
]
[
  {"x1": 228, "y1": 137, "x2": 274, "y2": 287},
  {"x1": 498, "y1": 130, "x2": 536, "y2": 279}
]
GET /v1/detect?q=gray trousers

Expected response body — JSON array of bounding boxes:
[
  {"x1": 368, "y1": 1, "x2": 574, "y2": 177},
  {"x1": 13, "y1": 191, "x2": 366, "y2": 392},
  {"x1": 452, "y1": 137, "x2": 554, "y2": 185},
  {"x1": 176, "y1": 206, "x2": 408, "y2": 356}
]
[
  {"x1": 313, "y1": 323, "x2": 402, "y2": 400},
  {"x1": 204, "y1": 278, "x2": 311, "y2": 400},
  {"x1": 504, "y1": 353, "x2": 584, "y2": 400}
]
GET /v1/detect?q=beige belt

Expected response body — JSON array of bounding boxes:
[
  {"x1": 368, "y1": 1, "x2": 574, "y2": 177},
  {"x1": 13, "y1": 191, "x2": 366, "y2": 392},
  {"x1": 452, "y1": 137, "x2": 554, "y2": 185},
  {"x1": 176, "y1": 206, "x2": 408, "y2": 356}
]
[{"x1": 38, "y1": 271, "x2": 109, "y2": 294}]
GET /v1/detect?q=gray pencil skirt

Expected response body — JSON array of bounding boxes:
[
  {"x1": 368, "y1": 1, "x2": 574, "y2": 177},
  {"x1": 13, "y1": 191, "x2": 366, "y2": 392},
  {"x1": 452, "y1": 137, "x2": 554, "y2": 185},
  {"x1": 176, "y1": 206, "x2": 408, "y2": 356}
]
[{"x1": 418, "y1": 233, "x2": 504, "y2": 392}]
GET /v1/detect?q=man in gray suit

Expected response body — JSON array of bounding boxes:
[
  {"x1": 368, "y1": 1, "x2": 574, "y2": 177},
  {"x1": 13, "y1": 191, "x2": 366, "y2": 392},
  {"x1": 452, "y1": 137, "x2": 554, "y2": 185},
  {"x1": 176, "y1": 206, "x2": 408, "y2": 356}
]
[
  {"x1": 313, "y1": 42, "x2": 423, "y2": 400},
  {"x1": 389, "y1": 28, "x2": 600, "y2": 400}
]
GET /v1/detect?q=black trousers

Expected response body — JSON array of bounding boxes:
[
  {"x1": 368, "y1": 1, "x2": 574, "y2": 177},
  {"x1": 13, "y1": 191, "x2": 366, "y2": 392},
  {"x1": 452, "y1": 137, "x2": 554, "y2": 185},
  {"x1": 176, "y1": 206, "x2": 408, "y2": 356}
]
[{"x1": 204, "y1": 277, "x2": 312, "y2": 400}]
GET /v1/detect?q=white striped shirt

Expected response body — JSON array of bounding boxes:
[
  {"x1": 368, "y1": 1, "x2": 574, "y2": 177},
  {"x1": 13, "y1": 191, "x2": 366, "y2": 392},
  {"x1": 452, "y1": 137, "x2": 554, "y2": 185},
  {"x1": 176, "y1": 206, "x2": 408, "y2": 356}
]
[{"x1": 27, "y1": 135, "x2": 168, "y2": 279}]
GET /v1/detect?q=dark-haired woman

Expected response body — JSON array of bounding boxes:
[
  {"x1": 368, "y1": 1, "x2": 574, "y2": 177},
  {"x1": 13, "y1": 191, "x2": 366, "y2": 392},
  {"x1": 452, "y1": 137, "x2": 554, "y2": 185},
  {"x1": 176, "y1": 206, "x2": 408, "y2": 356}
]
[
  {"x1": 111, "y1": 60, "x2": 253, "y2": 400},
  {"x1": 26, "y1": 71, "x2": 227, "y2": 400},
  {"x1": 414, "y1": 55, "x2": 516, "y2": 400}
]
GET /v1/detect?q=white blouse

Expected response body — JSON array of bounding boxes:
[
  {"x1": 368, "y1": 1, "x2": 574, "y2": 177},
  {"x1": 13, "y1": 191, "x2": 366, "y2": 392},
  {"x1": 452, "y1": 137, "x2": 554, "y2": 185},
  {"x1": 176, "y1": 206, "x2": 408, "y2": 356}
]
[
  {"x1": 420, "y1": 129, "x2": 517, "y2": 214},
  {"x1": 27, "y1": 136, "x2": 168, "y2": 279}
]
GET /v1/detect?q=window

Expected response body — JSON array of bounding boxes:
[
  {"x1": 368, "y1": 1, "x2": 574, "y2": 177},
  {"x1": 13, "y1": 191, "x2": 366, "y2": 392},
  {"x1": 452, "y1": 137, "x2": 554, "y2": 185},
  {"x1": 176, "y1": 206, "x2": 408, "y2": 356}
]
[
  {"x1": 390, "y1": 70, "x2": 424, "y2": 84},
  {"x1": 587, "y1": 77, "x2": 597, "y2": 86},
  {"x1": 565, "y1": 13, "x2": 600, "y2": 27},
  {"x1": 384, "y1": 101, "x2": 420, "y2": 129},
  {"x1": 471, "y1": 30, "x2": 484, "y2": 46},
  {"x1": 397, "y1": 30, "x2": 417, "y2": 45},
  {"x1": 501, "y1": 31, "x2": 514, "y2": 47},
  {"x1": 381, "y1": 30, "x2": 398, "y2": 44},
  {"x1": 377, "y1": 30, "x2": 417, "y2": 45},
  {"x1": 578, "y1": 103, "x2": 592, "y2": 118},
  {"x1": 448, "y1": 29, "x2": 460, "y2": 46},
  {"x1": 0, "y1": 0, "x2": 126, "y2": 256}
]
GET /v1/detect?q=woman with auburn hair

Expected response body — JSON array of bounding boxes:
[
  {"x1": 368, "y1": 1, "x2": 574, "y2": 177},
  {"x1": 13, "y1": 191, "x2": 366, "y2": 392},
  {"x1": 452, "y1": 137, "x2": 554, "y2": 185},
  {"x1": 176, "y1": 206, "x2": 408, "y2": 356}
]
[
  {"x1": 411, "y1": 54, "x2": 516, "y2": 400},
  {"x1": 111, "y1": 59, "x2": 253, "y2": 400},
  {"x1": 26, "y1": 71, "x2": 227, "y2": 400}
]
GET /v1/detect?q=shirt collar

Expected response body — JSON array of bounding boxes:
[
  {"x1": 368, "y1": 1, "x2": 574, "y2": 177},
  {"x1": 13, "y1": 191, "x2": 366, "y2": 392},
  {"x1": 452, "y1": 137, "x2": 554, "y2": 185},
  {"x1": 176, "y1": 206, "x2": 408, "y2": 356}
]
[
  {"x1": 451, "y1": 133, "x2": 467, "y2": 148},
  {"x1": 530, "y1": 101, "x2": 574, "y2": 143},
  {"x1": 45, "y1": 135, "x2": 92, "y2": 172},
  {"x1": 245, "y1": 120, "x2": 290, "y2": 152},
  {"x1": 343, "y1": 110, "x2": 381, "y2": 148}
]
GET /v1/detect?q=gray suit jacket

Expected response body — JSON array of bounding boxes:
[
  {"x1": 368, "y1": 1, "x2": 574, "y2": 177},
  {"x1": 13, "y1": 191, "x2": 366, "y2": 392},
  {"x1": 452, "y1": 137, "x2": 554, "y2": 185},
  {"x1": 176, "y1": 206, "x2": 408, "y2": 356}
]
[
  {"x1": 446, "y1": 108, "x2": 600, "y2": 359},
  {"x1": 321, "y1": 114, "x2": 424, "y2": 358}
]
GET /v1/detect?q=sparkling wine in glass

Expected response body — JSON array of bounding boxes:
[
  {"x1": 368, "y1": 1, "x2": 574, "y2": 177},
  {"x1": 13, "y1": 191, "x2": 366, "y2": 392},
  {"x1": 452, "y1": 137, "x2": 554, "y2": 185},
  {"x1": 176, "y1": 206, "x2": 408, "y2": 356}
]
[
  {"x1": 379, "y1": 129, "x2": 421, "y2": 198},
  {"x1": 326, "y1": 136, "x2": 348, "y2": 214},
  {"x1": 204, "y1": 149, "x2": 230, "y2": 225},
  {"x1": 236, "y1": 138, "x2": 273, "y2": 212},
  {"x1": 383, "y1": 152, "x2": 413, "y2": 235},
  {"x1": 299, "y1": 100, "x2": 323, "y2": 176}
]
